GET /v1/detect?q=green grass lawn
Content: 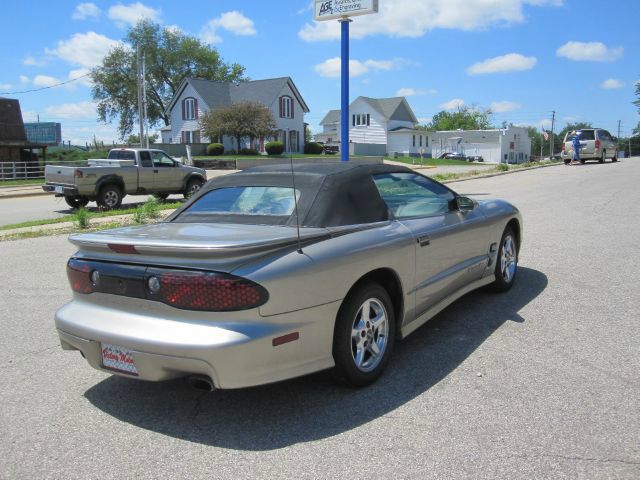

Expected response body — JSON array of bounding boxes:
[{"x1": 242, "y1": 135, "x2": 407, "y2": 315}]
[
  {"x1": 193, "y1": 153, "x2": 344, "y2": 160},
  {"x1": 0, "y1": 178, "x2": 45, "y2": 187},
  {"x1": 386, "y1": 156, "x2": 475, "y2": 166}
]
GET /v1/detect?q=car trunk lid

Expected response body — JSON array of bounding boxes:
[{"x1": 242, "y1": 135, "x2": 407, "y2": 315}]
[{"x1": 69, "y1": 222, "x2": 330, "y2": 271}]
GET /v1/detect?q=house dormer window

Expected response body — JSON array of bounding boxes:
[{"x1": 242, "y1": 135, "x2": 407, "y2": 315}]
[
  {"x1": 280, "y1": 96, "x2": 293, "y2": 118},
  {"x1": 182, "y1": 97, "x2": 197, "y2": 120},
  {"x1": 352, "y1": 114, "x2": 370, "y2": 126}
]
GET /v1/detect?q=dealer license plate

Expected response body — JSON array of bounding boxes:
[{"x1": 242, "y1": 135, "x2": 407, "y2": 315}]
[
  {"x1": 54, "y1": 186, "x2": 64, "y2": 194},
  {"x1": 101, "y1": 343, "x2": 138, "y2": 375}
]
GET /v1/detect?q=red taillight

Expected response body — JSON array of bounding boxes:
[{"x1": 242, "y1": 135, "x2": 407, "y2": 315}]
[
  {"x1": 67, "y1": 259, "x2": 93, "y2": 294},
  {"x1": 151, "y1": 270, "x2": 268, "y2": 311},
  {"x1": 108, "y1": 244, "x2": 139, "y2": 254},
  {"x1": 74, "y1": 169, "x2": 83, "y2": 178},
  {"x1": 595, "y1": 140, "x2": 601, "y2": 150}
]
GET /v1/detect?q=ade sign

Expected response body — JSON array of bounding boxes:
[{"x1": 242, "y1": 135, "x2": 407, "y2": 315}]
[{"x1": 314, "y1": 0, "x2": 379, "y2": 21}]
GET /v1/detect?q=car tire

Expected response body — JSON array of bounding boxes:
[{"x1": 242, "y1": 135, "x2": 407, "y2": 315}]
[
  {"x1": 64, "y1": 196, "x2": 89, "y2": 209},
  {"x1": 97, "y1": 185, "x2": 123, "y2": 210},
  {"x1": 332, "y1": 283, "x2": 395, "y2": 387},
  {"x1": 489, "y1": 227, "x2": 518, "y2": 292},
  {"x1": 153, "y1": 193, "x2": 169, "y2": 201},
  {"x1": 580, "y1": 159, "x2": 586, "y2": 164},
  {"x1": 184, "y1": 178, "x2": 204, "y2": 199}
]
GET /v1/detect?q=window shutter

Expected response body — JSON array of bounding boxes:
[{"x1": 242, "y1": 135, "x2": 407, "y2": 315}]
[
  {"x1": 352, "y1": 115, "x2": 355, "y2": 127},
  {"x1": 181, "y1": 131, "x2": 185, "y2": 143},
  {"x1": 279, "y1": 97, "x2": 283, "y2": 118},
  {"x1": 367, "y1": 114, "x2": 370, "y2": 126},
  {"x1": 194, "y1": 98, "x2": 198, "y2": 119},
  {"x1": 182, "y1": 100, "x2": 185, "y2": 120},
  {"x1": 195, "y1": 130, "x2": 201, "y2": 143},
  {"x1": 290, "y1": 98, "x2": 294, "y2": 119}
]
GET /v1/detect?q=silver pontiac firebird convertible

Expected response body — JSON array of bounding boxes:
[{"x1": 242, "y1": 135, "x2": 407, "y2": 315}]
[{"x1": 55, "y1": 163, "x2": 521, "y2": 389}]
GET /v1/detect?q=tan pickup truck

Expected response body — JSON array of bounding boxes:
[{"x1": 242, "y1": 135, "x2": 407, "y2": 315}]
[{"x1": 43, "y1": 148, "x2": 207, "y2": 209}]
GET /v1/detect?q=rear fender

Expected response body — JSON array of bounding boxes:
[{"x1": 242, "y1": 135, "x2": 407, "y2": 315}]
[{"x1": 95, "y1": 175, "x2": 125, "y2": 196}]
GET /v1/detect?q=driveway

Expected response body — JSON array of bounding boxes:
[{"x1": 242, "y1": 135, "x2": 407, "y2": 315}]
[{"x1": 0, "y1": 159, "x2": 638, "y2": 479}]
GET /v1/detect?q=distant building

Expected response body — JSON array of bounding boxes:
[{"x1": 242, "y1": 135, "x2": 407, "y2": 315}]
[
  {"x1": 315, "y1": 96, "x2": 429, "y2": 157},
  {"x1": 164, "y1": 77, "x2": 309, "y2": 153},
  {"x1": 0, "y1": 98, "x2": 48, "y2": 179},
  {"x1": 430, "y1": 126, "x2": 532, "y2": 164},
  {"x1": 24, "y1": 122, "x2": 62, "y2": 146}
]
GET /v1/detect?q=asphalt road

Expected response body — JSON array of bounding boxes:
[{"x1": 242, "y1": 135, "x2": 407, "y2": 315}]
[
  {"x1": 0, "y1": 159, "x2": 638, "y2": 479},
  {"x1": 0, "y1": 164, "x2": 495, "y2": 227}
]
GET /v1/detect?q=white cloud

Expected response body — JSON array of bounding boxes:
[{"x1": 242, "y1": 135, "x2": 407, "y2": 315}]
[
  {"x1": 396, "y1": 87, "x2": 437, "y2": 96},
  {"x1": 108, "y1": 2, "x2": 161, "y2": 27},
  {"x1": 33, "y1": 75, "x2": 62, "y2": 88},
  {"x1": 600, "y1": 78, "x2": 624, "y2": 90},
  {"x1": 45, "y1": 101, "x2": 98, "y2": 119},
  {"x1": 489, "y1": 101, "x2": 521, "y2": 112},
  {"x1": 314, "y1": 57, "x2": 407, "y2": 78},
  {"x1": 556, "y1": 41, "x2": 623, "y2": 62},
  {"x1": 46, "y1": 32, "x2": 121, "y2": 68},
  {"x1": 417, "y1": 117, "x2": 433, "y2": 124},
  {"x1": 467, "y1": 53, "x2": 537, "y2": 74},
  {"x1": 299, "y1": 0, "x2": 563, "y2": 41},
  {"x1": 19, "y1": 75, "x2": 30, "y2": 84},
  {"x1": 440, "y1": 98, "x2": 465, "y2": 110},
  {"x1": 68, "y1": 69, "x2": 93, "y2": 87},
  {"x1": 201, "y1": 11, "x2": 257, "y2": 44},
  {"x1": 0, "y1": 83, "x2": 12, "y2": 90},
  {"x1": 22, "y1": 56, "x2": 48, "y2": 67},
  {"x1": 72, "y1": 3, "x2": 101, "y2": 20}
]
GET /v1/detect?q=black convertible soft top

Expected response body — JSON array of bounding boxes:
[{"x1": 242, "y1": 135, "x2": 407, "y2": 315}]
[{"x1": 168, "y1": 163, "x2": 415, "y2": 227}]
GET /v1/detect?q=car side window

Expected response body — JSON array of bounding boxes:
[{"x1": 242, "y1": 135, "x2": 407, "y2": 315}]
[
  {"x1": 373, "y1": 173, "x2": 455, "y2": 218},
  {"x1": 151, "y1": 151, "x2": 175, "y2": 168},
  {"x1": 139, "y1": 151, "x2": 152, "y2": 167}
]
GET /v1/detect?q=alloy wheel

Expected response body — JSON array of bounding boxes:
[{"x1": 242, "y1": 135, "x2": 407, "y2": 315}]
[
  {"x1": 500, "y1": 235, "x2": 517, "y2": 283},
  {"x1": 350, "y1": 298, "x2": 389, "y2": 373}
]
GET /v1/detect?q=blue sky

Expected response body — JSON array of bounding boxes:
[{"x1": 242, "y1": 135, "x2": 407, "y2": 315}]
[{"x1": 1, "y1": 0, "x2": 638, "y2": 144}]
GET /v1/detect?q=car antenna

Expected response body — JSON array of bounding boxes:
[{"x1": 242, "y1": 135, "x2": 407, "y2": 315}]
[{"x1": 289, "y1": 136, "x2": 303, "y2": 254}]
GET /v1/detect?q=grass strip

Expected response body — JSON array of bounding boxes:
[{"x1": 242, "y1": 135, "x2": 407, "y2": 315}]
[
  {"x1": 0, "y1": 201, "x2": 182, "y2": 231},
  {"x1": 435, "y1": 160, "x2": 560, "y2": 183}
]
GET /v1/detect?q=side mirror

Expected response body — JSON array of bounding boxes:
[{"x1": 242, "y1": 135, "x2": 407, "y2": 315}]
[{"x1": 456, "y1": 196, "x2": 475, "y2": 212}]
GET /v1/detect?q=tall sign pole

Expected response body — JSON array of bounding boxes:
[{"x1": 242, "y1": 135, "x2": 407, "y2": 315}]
[{"x1": 314, "y1": 0, "x2": 379, "y2": 162}]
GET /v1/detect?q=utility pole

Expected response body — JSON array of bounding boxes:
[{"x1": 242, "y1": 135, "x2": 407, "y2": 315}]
[
  {"x1": 550, "y1": 111, "x2": 556, "y2": 158},
  {"x1": 617, "y1": 120, "x2": 621, "y2": 154},
  {"x1": 136, "y1": 46, "x2": 144, "y2": 148}
]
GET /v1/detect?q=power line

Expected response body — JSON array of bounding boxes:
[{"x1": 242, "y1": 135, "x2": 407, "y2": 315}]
[{"x1": 0, "y1": 73, "x2": 92, "y2": 95}]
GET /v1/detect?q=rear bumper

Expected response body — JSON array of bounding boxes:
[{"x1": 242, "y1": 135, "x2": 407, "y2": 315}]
[
  {"x1": 54, "y1": 296, "x2": 339, "y2": 389},
  {"x1": 42, "y1": 184, "x2": 80, "y2": 197}
]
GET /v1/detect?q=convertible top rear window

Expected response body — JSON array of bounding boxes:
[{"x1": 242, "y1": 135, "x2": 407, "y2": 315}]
[{"x1": 177, "y1": 186, "x2": 300, "y2": 219}]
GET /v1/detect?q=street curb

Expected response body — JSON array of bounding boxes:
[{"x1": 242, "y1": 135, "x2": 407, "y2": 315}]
[
  {"x1": 441, "y1": 162, "x2": 562, "y2": 184},
  {"x1": 0, "y1": 191, "x2": 49, "y2": 200}
]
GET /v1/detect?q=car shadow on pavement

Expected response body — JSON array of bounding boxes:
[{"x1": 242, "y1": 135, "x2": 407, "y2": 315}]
[{"x1": 85, "y1": 266, "x2": 547, "y2": 451}]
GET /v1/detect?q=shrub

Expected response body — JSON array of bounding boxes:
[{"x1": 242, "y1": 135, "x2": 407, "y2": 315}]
[
  {"x1": 304, "y1": 142, "x2": 324, "y2": 155},
  {"x1": 142, "y1": 197, "x2": 161, "y2": 220},
  {"x1": 226, "y1": 148, "x2": 237, "y2": 155},
  {"x1": 240, "y1": 148, "x2": 259, "y2": 156},
  {"x1": 132, "y1": 206, "x2": 146, "y2": 224},
  {"x1": 73, "y1": 208, "x2": 91, "y2": 229},
  {"x1": 265, "y1": 141, "x2": 284, "y2": 155},
  {"x1": 206, "y1": 143, "x2": 224, "y2": 156},
  {"x1": 497, "y1": 163, "x2": 509, "y2": 171}
]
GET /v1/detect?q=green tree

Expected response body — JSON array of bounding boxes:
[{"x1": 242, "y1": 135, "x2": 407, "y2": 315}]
[
  {"x1": 127, "y1": 133, "x2": 158, "y2": 145},
  {"x1": 422, "y1": 106, "x2": 493, "y2": 131},
  {"x1": 91, "y1": 20, "x2": 246, "y2": 139},
  {"x1": 200, "y1": 101, "x2": 277, "y2": 150}
]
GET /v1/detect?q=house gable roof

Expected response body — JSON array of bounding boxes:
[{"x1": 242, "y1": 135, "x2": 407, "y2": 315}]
[
  {"x1": 0, "y1": 98, "x2": 27, "y2": 143},
  {"x1": 166, "y1": 77, "x2": 309, "y2": 115},
  {"x1": 319, "y1": 97, "x2": 419, "y2": 126},
  {"x1": 320, "y1": 109, "x2": 341, "y2": 125}
]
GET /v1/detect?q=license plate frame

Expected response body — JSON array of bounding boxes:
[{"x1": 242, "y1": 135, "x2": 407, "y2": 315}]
[
  {"x1": 101, "y1": 343, "x2": 139, "y2": 376},
  {"x1": 54, "y1": 186, "x2": 64, "y2": 194}
]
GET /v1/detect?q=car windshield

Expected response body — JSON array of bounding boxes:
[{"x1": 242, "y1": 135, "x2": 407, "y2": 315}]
[
  {"x1": 566, "y1": 130, "x2": 595, "y2": 141},
  {"x1": 178, "y1": 186, "x2": 300, "y2": 218}
]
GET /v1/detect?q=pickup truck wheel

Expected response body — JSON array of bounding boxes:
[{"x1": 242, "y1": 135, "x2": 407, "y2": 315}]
[
  {"x1": 64, "y1": 196, "x2": 89, "y2": 209},
  {"x1": 97, "y1": 185, "x2": 123, "y2": 210},
  {"x1": 184, "y1": 178, "x2": 204, "y2": 199}
]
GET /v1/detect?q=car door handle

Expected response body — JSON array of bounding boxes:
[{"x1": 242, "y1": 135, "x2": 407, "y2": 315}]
[{"x1": 417, "y1": 236, "x2": 430, "y2": 247}]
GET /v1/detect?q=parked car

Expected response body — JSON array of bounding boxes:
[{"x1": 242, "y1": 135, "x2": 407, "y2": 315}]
[
  {"x1": 54, "y1": 163, "x2": 522, "y2": 390},
  {"x1": 561, "y1": 128, "x2": 618, "y2": 164},
  {"x1": 42, "y1": 148, "x2": 207, "y2": 209},
  {"x1": 443, "y1": 152, "x2": 468, "y2": 161},
  {"x1": 323, "y1": 144, "x2": 339, "y2": 155},
  {"x1": 467, "y1": 155, "x2": 484, "y2": 162}
]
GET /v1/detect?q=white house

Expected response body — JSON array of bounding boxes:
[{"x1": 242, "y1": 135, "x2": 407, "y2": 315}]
[
  {"x1": 315, "y1": 96, "x2": 429, "y2": 157},
  {"x1": 430, "y1": 126, "x2": 532, "y2": 164},
  {"x1": 164, "y1": 77, "x2": 309, "y2": 153}
]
